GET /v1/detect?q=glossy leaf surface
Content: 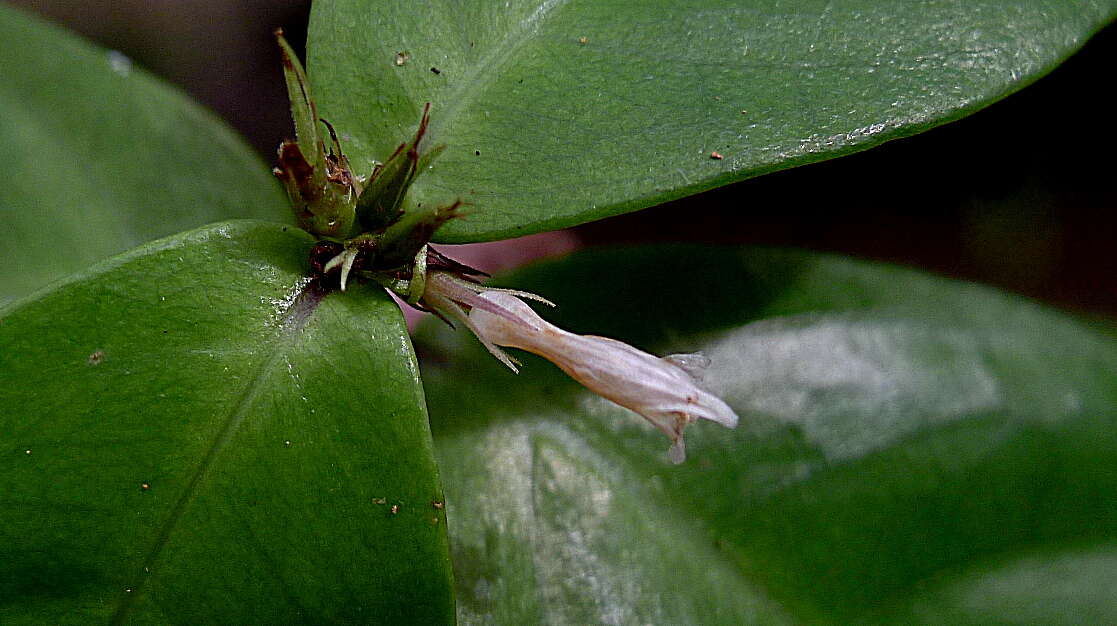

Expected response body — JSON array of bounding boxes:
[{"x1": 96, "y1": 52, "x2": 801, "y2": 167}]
[
  {"x1": 308, "y1": 1, "x2": 1116, "y2": 242},
  {"x1": 0, "y1": 222, "x2": 453, "y2": 624},
  {"x1": 0, "y1": 5, "x2": 289, "y2": 306},
  {"x1": 416, "y1": 246, "x2": 1117, "y2": 623}
]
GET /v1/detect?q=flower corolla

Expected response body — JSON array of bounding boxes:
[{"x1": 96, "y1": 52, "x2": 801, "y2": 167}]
[{"x1": 421, "y1": 275, "x2": 738, "y2": 463}]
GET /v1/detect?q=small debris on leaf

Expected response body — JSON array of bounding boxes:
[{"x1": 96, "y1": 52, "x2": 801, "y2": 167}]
[
  {"x1": 394, "y1": 51, "x2": 410, "y2": 66},
  {"x1": 107, "y1": 50, "x2": 133, "y2": 77},
  {"x1": 87, "y1": 350, "x2": 105, "y2": 366},
  {"x1": 141, "y1": 483, "x2": 150, "y2": 491},
  {"x1": 374, "y1": 497, "x2": 387, "y2": 505},
  {"x1": 710, "y1": 151, "x2": 724, "y2": 160},
  {"x1": 432, "y1": 500, "x2": 444, "y2": 510},
  {"x1": 578, "y1": 36, "x2": 588, "y2": 44},
  {"x1": 430, "y1": 66, "x2": 441, "y2": 75},
  {"x1": 390, "y1": 504, "x2": 400, "y2": 514}
]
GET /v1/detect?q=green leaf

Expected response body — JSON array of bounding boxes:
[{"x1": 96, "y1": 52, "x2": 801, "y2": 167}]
[
  {"x1": 307, "y1": 1, "x2": 1116, "y2": 242},
  {"x1": 0, "y1": 5, "x2": 290, "y2": 307},
  {"x1": 0, "y1": 222, "x2": 453, "y2": 624},
  {"x1": 415, "y1": 246, "x2": 1117, "y2": 623}
]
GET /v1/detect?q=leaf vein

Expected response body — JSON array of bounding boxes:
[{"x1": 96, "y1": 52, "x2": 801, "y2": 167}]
[
  {"x1": 110, "y1": 279, "x2": 326, "y2": 623},
  {"x1": 434, "y1": 0, "x2": 572, "y2": 138}
]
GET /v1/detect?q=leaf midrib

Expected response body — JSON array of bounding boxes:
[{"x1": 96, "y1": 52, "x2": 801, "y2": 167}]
[
  {"x1": 431, "y1": 0, "x2": 571, "y2": 139},
  {"x1": 110, "y1": 279, "x2": 326, "y2": 623}
]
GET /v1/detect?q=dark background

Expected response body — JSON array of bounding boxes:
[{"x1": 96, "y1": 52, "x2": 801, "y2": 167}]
[{"x1": 12, "y1": 0, "x2": 1116, "y2": 318}]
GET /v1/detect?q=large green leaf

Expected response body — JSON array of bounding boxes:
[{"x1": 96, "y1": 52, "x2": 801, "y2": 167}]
[
  {"x1": 0, "y1": 5, "x2": 289, "y2": 307},
  {"x1": 307, "y1": 1, "x2": 1116, "y2": 243},
  {"x1": 0, "y1": 221, "x2": 453, "y2": 624},
  {"x1": 415, "y1": 246, "x2": 1117, "y2": 623}
]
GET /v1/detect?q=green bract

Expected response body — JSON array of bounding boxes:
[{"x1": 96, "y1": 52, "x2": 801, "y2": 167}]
[
  {"x1": 274, "y1": 31, "x2": 359, "y2": 239},
  {"x1": 273, "y1": 36, "x2": 459, "y2": 294},
  {"x1": 356, "y1": 103, "x2": 447, "y2": 235}
]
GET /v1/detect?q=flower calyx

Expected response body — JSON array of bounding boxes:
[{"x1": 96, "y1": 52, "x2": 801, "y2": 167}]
[
  {"x1": 356, "y1": 103, "x2": 446, "y2": 234},
  {"x1": 274, "y1": 30, "x2": 454, "y2": 278},
  {"x1": 273, "y1": 29, "x2": 358, "y2": 239}
]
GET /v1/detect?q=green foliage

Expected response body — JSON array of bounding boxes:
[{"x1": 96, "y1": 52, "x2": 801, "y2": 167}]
[
  {"x1": 0, "y1": 4, "x2": 289, "y2": 307},
  {"x1": 0, "y1": 221, "x2": 453, "y2": 624},
  {"x1": 2, "y1": 1, "x2": 1116, "y2": 623},
  {"x1": 418, "y1": 246, "x2": 1117, "y2": 623},
  {"x1": 308, "y1": 0, "x2": 1116, "y2": 242}
]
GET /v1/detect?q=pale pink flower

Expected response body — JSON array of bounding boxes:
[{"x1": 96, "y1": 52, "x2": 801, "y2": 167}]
[{"x1": 421, "y1": 273, "x2": 738, "y2": 463}]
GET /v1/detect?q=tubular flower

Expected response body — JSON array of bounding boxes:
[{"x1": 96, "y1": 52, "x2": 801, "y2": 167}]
[
  {"x1": 421, "y1": 277, "x2": 739, "y2": 463},
  {"x1": 419, "y1": 271, "x2": 554, "y2": 372}
]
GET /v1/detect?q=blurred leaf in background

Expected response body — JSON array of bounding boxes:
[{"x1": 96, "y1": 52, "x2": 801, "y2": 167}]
[{"x1": 0, "y1": 4, "x2": 290, "y2": 306}]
